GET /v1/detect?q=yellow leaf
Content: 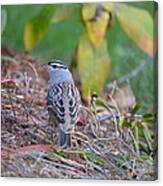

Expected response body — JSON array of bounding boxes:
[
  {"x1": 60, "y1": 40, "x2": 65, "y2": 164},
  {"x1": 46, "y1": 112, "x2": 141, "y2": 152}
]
[
  {"x1": 77, "y1": 32, "x2": 111, "y2": 100},
  {"x1": 24, "y1": 21, "x2": 46, "y2": 51},
  {"x1": 115, "y1": 3, "x2": 154, "y2": 58},
  {"x1": 24, "y1": 5, "x2": 56, "y2": 51},
  {"x1": 103, "y1": 2, "x2": 114, "y2": 11},
  {"x1": 82, "y1": 3, "x2": 113, "y2": 48},
  {"x1": 51, "y1": 4, "x2": 78, "y2": 23}
]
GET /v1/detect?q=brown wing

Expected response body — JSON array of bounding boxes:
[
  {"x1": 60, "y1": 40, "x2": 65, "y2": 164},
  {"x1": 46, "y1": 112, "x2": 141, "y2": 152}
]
[{"x1": 47, "y1": 82, "x2": 81, "y2": 131}]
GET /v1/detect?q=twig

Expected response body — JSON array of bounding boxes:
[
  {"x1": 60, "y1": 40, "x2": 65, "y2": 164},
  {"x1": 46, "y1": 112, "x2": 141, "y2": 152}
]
[
  {"x1": 1, "y1": 55, "x2": 18, "y2": 63},
  {"x1": 52, "y1": 152, "x2": 85, "y2": 169},
  {"x1": 7, "y1": 89, "x2": 16, "y2": 117},
  {"x1": 106, "y1": 60, "x2": 148, "y2": 89}
]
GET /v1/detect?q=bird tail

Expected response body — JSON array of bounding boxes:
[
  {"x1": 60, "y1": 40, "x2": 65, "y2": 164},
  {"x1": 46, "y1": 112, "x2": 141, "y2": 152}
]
[{"x1": 59, "y1": 129, "x2": 71, "y2": 149}]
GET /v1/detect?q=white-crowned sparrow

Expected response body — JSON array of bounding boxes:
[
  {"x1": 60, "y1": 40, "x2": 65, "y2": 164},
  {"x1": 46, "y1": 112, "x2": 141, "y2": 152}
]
[{"x1": 47, "y1": 59, "x2": 81, "y2": 149}]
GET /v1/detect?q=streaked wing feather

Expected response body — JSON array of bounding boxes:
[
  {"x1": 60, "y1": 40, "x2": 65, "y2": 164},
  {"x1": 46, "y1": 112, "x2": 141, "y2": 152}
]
[{"x1": 47, "y1": 82, "x2": 80, "y2": 125}]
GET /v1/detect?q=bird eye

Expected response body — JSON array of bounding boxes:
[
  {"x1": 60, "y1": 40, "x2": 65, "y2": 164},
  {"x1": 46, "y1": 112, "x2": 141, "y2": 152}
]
[{"x1": 48, "y1": 60, "x2": 68, "y2": 69}]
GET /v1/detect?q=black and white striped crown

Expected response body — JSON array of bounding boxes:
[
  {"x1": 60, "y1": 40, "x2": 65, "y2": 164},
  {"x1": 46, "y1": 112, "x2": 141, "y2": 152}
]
[{"x1": 48, "y1": 59, "x2": 68, "y2": 69}]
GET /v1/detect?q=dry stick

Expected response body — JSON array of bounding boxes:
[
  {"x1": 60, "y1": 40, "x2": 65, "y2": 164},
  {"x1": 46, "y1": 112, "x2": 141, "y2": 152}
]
[
  {"x1": 95, "y1": 83, "x2": 120, "y2": 138},
  {"x1": 104, "y1": 59, "x2": 147, "y2": 122},
  {"x1": 81, "y1": 153, "x2": 91, "y2": 176},
  {"x1": 90, "y1": 129, "x2": 136, "y2": 157},
  {"x1": 48, "y1": 160, "x2": 83, "y2": 177},
  {"x1": 23, "y1": 72, "x2": 32, "y2": 96},
  {"x1": 26, "y1": 154, "x2": 63, "y2": 177},
  {"x1": 4, "y1": 73, "x2": 32, "y2": 121},
  {"x1": 43, "y1": 157, "x2": 87, "y2": 176},
  {"x1": 91, "y1": 139, "x2": 116, "y2": 155},
  {"x1": 27, "y1": 62, "x2": 41, "y2": 93},
  {"x1": 73, "y1": 131, "x2": 90, "y2": 142},
  {"x1": 108, "y1": 82, "x2": 122, "y2": 115},
  {"x1": 52, "y1": 152, "x2": 85, "y2": 169},
  {"x1": 98, "y1": 112, "x2": 143, "y2": 123},
  {"x1": 90, "y1": 136, "x2": 116, "y2": 143},
  {"x1": 6, "y1": 89, "x2": 16, "y2": 117},
  {"x1": 118, "y1": 136, "x2": 137, "y2": 156},
  {"x1": 26, "y1": 61, "x2": 39, "y2": 80},
  {"x1": 72, "y1": 130, "x2": 104, "y2": 156},
  {"x1": 94, "y1": 148, "x2": 127, "y2": 178},
  {"x1": 25, "y1": 127, "x2": 51, "y2": 144},
  {"x1": 80, "y1": 106, "x2": 101, "y2": 139},
  {"x1": 21, "y1": 99, "x2": 38, "y2": 125},
  {"x1": 14, "y1": 89, "x2": 42, "y2": 132},
  {"x1": 127, "y1": 128, "x2": 140, "y2": 157},
  {"x1": 20, "y1": 98, "x2": 30, "y2": 120},
  {"x1": 77, "y1": 106, "x2": 123, "y2": 156},
  {"x1": 13, "y1": 79, "x2": 48, "y2": 142},
  {"x1": 106, "y1": 95, "x2": 120, "y2": 138},
  {"x1": 60, "y1": 146, "x2": 107, "y2": 176},
  {"x1": 1, "y1": 55, "x2": 18, "y2": 63},
  {"x1": 111, "y1": 60, "x2": 148, "y2": 87},
  {"x1": 72, "y1": 132, "x2": 89, "y2": 149},
  {"x1": 105, "y1": 81, "x2": 137, "y2": 138},
  {"x1": 53, "y1": 150, "x2": 92, "y2": 176},
  {"x1": 97, "y1": 93, "x2": 120, "y2": 138},
  {"x1": 91, "y1": 98, "x2": 101, "y2": 135},
  {"x1": 87, "y1": 160, "x2": 107, "y2": 176},
  {"x1": 2, "y1": 146, "x2": 16, "y2": 152},
  {"x1": 30, "y1": 151, "x2": 45, "y2": 169}
]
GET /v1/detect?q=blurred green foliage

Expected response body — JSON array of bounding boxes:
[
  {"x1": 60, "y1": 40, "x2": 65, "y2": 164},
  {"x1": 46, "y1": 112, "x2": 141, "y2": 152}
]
[
  {"x1": 2, "y1": 4, "x2": 83, "y2": 62},
  {"x1": 1, "y1": 2, "x2": 157, "y2": 111}
]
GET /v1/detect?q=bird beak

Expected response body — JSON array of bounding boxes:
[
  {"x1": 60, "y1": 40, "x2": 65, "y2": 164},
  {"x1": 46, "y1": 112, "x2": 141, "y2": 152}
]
[
  {"x1": 47, "y1": 65, "x2": 54, "y2": 73},
  {"x1": 42, "y1": 64, "x2": 47, "y2": 66}
]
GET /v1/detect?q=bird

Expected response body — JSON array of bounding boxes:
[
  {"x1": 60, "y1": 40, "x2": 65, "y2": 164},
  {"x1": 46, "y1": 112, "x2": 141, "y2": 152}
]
[{"x1": 47, "y1": 59, "x2": 81, "y2": 149}]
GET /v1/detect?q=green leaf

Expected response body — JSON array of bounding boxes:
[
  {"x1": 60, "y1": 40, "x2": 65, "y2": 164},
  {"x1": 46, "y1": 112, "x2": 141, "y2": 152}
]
[
  {"x1": 96, "y1": 108, "x2": 105, "y2": 113},
  {"x1": 136, "y1": 155, "x2": 153, "y2": 161},
  {"x1": 134, "y1": 124, "x2": 140, "y2": 156},
  {"x1": 86, "y1": 153, "x2": 106, "y2": 166},
  {"x1": 136, "y1": 155, "x2": 153, "y2": 165},
  {"x1": 143, "y1": 113, "x2": 156, "y2": 123},
  {"x1": 119, "y1": 115, "x2": 125, "y2": 128},
  {"x1": 24, "y1": 5, "x2": 56, "y2": 51},
  {"x1": 142, "y1": 123, "x2": 153, "y2": 142},
  {"x1": 77, "y1": 150, "x2": 105, "y2": 166},
  {"x1": 131, "y1": 102, "x2": 142, "y2": 115},
  {"x1": 115, "y1": 4, "x2": 154, "y2": 58},
  {"x1": 56, "y1": 150, "x2": 66, "y2": 158},
  {"x1": 96, "y1": 97, "x2": 116, "y2": 110},
  {"x1": 77, "y1": 32, "x2": 111, "y2": 100},
  {"x1": 142, "y1": 123, "x2": 153, "y2": 151},
  {"x1": 143, "y1": 113, "x2": 154, "y2": 118},
  {"x1": 1, "y1": 9, "x2": 7, "y2": 34},
  {"x1": 115, "y1": 153, "x2": 128, "y2": 164}
]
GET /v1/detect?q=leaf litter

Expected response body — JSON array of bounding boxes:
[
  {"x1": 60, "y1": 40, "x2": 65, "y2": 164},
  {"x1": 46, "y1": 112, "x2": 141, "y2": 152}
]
[{"x1": 1, "y1": 48, "x2": 156, "y2": 180}]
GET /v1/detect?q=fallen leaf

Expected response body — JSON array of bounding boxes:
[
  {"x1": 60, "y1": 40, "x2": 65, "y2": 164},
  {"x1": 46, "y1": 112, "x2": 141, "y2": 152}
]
[
  {"x1": 17, "y1": 115, "x2": 28, "y2": 121},
  {"x1": 35, "y1": 99, "x2": 46, "y2": 106},
  {"x1": 1, "y1": 76, "x2": 16, "y2": 88}
]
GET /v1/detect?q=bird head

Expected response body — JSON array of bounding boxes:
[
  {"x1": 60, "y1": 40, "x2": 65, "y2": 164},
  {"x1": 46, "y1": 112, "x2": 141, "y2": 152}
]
[
  {"x1": 48, "y1": 59, "x2": 73, "y2": 84},
  {"x1": 48, "y1": 59, "x2": 68, "y2": 70}
]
